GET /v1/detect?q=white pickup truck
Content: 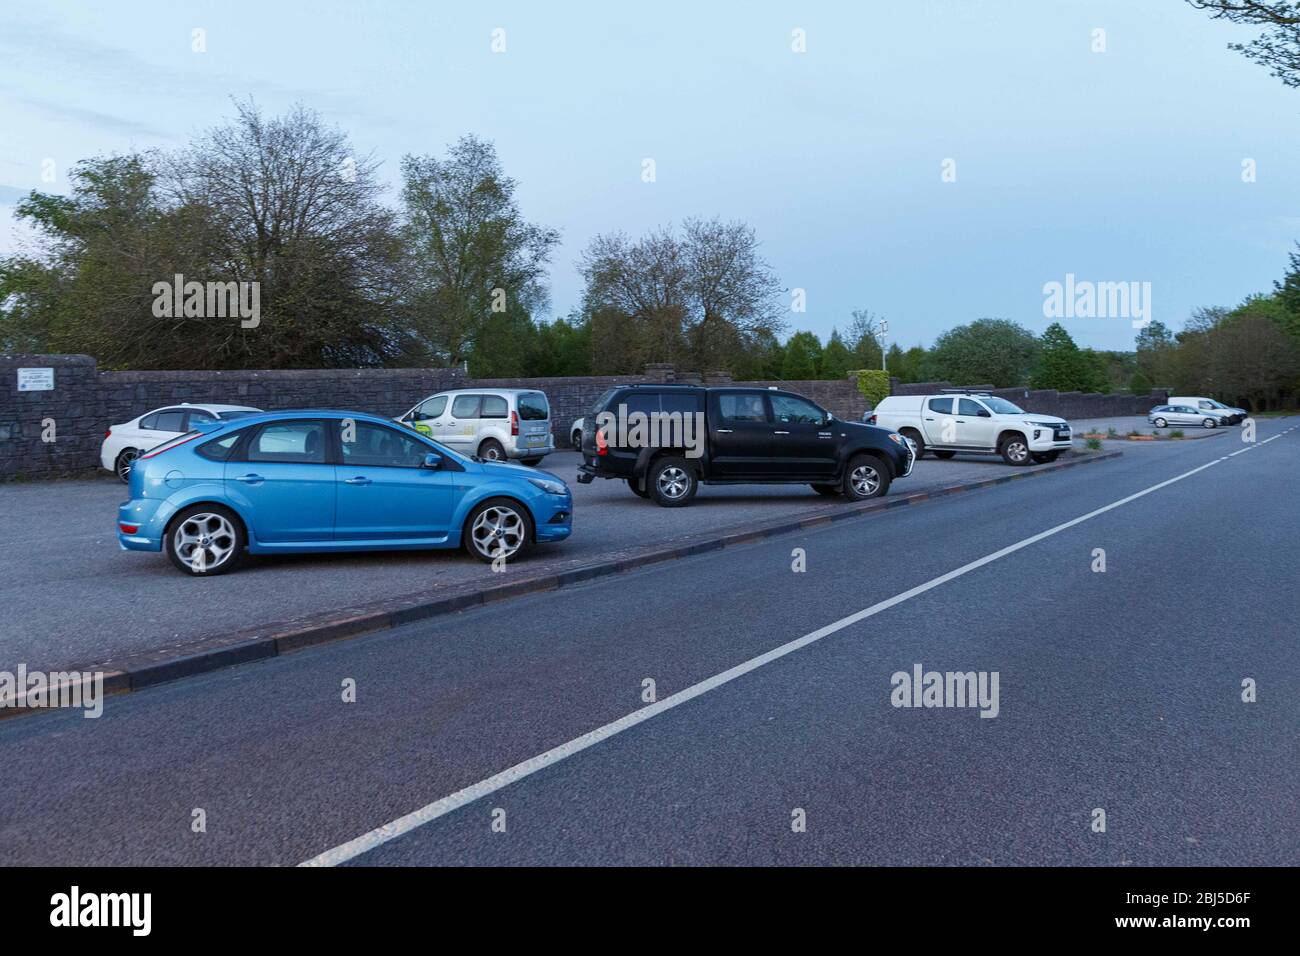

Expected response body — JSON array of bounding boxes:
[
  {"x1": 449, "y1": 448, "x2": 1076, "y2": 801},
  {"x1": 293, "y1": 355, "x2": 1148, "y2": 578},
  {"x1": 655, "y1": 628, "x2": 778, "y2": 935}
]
[{"x1": 870, "y1": 392, "x2": 1072, "y2": 465}]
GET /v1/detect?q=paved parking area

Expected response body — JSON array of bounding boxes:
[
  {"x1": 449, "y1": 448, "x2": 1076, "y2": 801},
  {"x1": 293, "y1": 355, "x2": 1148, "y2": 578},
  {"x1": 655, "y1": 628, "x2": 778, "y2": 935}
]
[{"x1": 2, "y1": 447, "x2": 1119, "y2": 672}]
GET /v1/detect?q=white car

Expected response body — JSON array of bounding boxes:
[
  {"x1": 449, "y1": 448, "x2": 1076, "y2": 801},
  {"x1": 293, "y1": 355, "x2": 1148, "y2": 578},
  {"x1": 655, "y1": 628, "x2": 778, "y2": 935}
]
[
  {"x1": 569, "y1": 416, "x2": 585, "y2": 449},
  {"x1": 101, "y1": 403, "x2": 262, "y2": 481},
  {"x1": 396, "y1": 388, "x2": 554, "y2": 463},
  {"x1": 870, "y1": 391, "x2": 1072, "y2": 465},
  {"x1": 1167, "y1": 396, "x2": 1244, "y2": 425}
]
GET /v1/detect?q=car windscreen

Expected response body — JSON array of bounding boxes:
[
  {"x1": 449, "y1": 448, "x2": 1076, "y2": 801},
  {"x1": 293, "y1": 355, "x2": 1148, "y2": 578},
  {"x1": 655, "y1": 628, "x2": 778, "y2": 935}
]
[
  {"x1": 982, "y1": 397, "x2": 1024, "y2": 415},
  {"x1": 517, "y1": 392, "x2": 549, "y2": 421},
  {"x1": 218, "y1": 409, "x2": 259, "y2": 420}
]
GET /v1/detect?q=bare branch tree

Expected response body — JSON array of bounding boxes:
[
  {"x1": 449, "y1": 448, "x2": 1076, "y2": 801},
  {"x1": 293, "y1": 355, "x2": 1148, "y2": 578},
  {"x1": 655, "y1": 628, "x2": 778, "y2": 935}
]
[{"x1": 1187, "y1": 1, "x2": 1300, "y2": 87}]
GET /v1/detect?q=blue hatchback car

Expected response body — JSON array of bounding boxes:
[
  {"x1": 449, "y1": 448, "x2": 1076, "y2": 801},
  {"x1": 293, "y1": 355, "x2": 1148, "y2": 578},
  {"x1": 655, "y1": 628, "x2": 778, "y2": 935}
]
[{"x1": 117, "y1": 410, "x2": 573, "y2": 575}]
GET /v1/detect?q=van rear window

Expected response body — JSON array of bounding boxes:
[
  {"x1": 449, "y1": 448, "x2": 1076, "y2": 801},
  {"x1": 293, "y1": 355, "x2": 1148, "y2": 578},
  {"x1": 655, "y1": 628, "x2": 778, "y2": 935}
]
[{"x1": 518, "y1": 392, "x2": 549, "y2": 421}]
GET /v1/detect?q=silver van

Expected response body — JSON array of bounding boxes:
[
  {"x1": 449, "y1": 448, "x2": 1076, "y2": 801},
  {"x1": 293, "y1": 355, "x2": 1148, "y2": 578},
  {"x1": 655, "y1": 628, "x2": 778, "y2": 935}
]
[{"x1": 396, "y1": 388, "x2": 554, "y2": 464}]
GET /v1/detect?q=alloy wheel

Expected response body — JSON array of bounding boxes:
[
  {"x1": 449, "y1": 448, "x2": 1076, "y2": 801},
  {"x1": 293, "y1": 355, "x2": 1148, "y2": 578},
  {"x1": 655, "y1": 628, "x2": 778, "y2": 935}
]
[
  {"x1": 656, "y1": 466, "x2": 690, "y2": 499},
  {"x1": 174, "y1": 512, "x2": 237, "y2": 571},
  {"x1": 849, "y1": 463, "x2": 880, "y2": 496},
  {"x1": 471, "y1": 505, "x2": 525, "y2": 559},
  {"x1": 116, "y1": 450, "x2": 138, "y2": 482}
]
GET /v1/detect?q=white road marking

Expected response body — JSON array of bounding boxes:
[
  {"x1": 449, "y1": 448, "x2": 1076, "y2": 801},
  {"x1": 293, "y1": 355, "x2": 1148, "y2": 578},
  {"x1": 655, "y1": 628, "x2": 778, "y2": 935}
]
[{"x1": 300, "y1": 435, "x2": 1281, "y2": 867}]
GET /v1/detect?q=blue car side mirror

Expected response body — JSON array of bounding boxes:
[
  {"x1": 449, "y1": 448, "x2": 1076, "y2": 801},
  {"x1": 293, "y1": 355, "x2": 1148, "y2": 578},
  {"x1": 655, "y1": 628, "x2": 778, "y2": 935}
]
[{"x1": 422, "y1": 453, "x2": 442, "y2": 470}]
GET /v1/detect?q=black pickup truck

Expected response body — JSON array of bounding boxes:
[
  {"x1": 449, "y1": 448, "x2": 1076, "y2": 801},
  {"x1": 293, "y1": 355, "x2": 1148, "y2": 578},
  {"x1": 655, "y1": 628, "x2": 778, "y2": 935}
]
[{"x1": 576, "y1": 384, "x2": 915, "y2": 507}]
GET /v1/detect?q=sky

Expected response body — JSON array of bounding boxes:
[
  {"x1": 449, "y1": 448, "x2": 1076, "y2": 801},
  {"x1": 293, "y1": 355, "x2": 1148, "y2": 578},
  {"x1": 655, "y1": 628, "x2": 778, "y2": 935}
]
[{"x1": 2, "y1": 0, "x2": 1299, "y2": 352}]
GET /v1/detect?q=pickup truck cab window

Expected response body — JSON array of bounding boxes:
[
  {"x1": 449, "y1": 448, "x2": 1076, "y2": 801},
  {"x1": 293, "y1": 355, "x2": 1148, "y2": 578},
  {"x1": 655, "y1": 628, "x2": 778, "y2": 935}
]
[
  {"x1": 771, "y1": 395, "x2": 823, "y2": 424},
  {"x1": 719, "y1": 393, "x2": 768, "y2": 422}
]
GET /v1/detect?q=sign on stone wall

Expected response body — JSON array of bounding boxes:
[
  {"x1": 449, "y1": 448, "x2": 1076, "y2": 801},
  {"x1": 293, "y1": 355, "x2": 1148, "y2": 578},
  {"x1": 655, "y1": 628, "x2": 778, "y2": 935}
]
[{"x1": 17, "y1": 368, "x2": 55, "y2": 392}]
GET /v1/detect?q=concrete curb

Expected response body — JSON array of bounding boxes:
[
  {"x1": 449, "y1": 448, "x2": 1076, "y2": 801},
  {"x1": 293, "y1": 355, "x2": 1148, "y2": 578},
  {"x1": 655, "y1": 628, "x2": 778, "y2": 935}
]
[{"x1": 1, "y1": 449, "x2": 1123, "y2": 719}]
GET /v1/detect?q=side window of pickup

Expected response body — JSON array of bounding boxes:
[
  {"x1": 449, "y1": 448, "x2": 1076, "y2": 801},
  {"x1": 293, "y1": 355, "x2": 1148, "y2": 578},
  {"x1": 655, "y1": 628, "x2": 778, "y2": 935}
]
[
  {"x1": 926, "y1": 397, "x2": 953, "y2": 415},
  {"x1": 771, "y1": 395, "x2": 823, "y2": 424},
  {"x1": 719, "y1": 393, "x2": 768, "y2": 422}
]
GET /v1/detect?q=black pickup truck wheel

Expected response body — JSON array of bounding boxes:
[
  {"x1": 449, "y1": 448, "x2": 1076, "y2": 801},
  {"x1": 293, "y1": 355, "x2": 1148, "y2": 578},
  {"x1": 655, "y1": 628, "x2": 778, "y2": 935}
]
[
  {"x1": 648, "y1": 456, "x2": 698, "y2": 507},
  {"x1": 842, "y1": 454, "x2": 891, "y2": 500}
]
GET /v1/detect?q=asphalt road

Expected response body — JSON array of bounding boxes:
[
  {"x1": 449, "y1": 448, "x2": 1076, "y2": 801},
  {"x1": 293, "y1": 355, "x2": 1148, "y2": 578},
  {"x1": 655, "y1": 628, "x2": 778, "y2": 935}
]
[
  {"x1": 0, "y1": 443, "x2": 1127, "y2": 672},
  {"x1": 1, "y1": 418, "x2": 1293, "y2": 866}
]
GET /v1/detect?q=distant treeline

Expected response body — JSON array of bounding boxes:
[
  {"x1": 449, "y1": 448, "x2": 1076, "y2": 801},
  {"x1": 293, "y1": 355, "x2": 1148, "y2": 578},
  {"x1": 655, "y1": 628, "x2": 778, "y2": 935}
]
[{"x1": 2, "y1": 100, "x2": 1297, "y2": 409}]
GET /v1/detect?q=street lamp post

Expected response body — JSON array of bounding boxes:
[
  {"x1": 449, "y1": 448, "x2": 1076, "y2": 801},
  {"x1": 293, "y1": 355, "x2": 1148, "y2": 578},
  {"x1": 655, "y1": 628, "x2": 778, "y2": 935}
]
[{"x1": 879, "y1": 320, "x2": 889, "y2": 372}]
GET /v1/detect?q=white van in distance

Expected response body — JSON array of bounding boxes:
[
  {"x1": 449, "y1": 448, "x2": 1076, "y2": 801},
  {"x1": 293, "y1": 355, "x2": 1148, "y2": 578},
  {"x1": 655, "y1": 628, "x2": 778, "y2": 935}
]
[{"x1": 870, "y1": 391, "x2": 1072, "y2": 465}]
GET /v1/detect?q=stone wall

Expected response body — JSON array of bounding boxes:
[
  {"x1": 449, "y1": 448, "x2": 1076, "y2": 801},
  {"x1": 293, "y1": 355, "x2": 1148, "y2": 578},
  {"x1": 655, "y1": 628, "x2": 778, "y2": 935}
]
[
  {"x1": 889, "y1": 380, "x2": 1168, "y2": 418},
  {"x1": 0, "y1": 356, "x2": 865, "y2": 479},
  {"x1": 0, "y1": 354, "x2": 462, "y2": 480}
]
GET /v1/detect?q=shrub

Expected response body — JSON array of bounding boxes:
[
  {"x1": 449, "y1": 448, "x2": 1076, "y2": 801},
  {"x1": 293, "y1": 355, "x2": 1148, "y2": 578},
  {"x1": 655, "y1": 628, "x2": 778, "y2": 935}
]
[
  {"x1": 854, "y1": 369, "x2": 891, "y2": 408},
  {"x1": 1169, "y1": 429, "x2": 1184, "y2": 438},
  {"x1": 1086, "y1": 437, "x2": 1102, "y2": 450}
]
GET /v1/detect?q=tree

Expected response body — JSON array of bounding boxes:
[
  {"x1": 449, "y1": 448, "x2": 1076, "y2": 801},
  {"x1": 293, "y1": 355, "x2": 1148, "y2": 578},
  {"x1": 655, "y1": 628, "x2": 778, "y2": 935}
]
[
  {"x1": 1187, "y1": 1, "x2": 1300, "y2": 88},
  {"x1": 580, "y1": 217, "x2": 784, "y2": 374},
  {"x1": 781, "y1": 331, "x2": 823, "y2": 379},
  {"x1": 741, "y1": 328, "x2": 786, "y2": 379},
  {"x1": 819, "y1": 328, "x2": 853, "y2": 379},
  {"x1": 928, "y1": 318, "x2": 1040, "y2": 387},
  {"x1": 846, "y1": 309, "x2": 884, "y2": 369},
  {"x1": 889, "y1": 344, "x2": 930, "y2": 383},
  {"x1": 1031, "y1": 323, "x2": 1096, "y2": 391},
  {"x1": 1210, "y1": 312, "x2": 1300, "y2": 409},
  {"x1": 530, "y1": 312, "x2": 592, "y2": 376},
  {"x1": 580, "y1": 227, "x2": 690, "y2": 369},
  {"x1": 2, "y1": 154, "x2": 172, "y2": 363},
  {"x1": 681, "y1": 217, "x2": 786, "y2": 371},
  {"x1": 399, "y1": 135, "x2": 560, "y2": 367},
  {"x1": 166, "y1": 99, "x2": 403, "y2": 367},
  {"x1": 1079, "y1": 348, "x2": 1112, "y2": 393},
  {"x1": 1134, "y1": 319, "x2": 1177, "y2": 388}
]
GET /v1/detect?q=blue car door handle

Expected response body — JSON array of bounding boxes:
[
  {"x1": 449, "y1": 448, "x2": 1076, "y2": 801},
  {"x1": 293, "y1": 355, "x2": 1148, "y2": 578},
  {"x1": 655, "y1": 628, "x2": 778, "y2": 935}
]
[
  {"x1": 344, "y1": 476, "x2": 372, "y2": 485},
  {"x1": 234, "y1": 473, "x2": 264, "y2": 484}
]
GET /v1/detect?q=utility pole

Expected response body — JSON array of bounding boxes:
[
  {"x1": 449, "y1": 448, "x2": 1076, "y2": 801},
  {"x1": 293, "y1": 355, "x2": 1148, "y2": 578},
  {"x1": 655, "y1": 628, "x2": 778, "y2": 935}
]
[{"x1": 879, "y1": 320, "x2": 889, "y2": 372}]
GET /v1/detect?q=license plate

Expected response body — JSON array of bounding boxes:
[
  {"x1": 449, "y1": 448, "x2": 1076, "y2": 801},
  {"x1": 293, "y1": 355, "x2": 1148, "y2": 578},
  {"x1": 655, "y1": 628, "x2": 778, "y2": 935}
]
[{"x1": 525, "y1": 435, "x2": 546, "y2": 447}]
